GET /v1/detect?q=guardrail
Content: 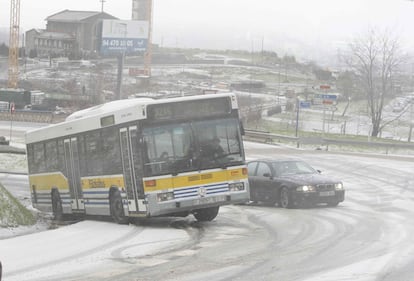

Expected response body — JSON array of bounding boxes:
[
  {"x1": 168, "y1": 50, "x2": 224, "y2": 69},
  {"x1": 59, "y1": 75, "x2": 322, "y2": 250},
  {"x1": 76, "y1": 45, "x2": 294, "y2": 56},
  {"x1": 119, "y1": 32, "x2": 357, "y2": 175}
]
[
  {"x1": 244, "y1": 129, "x2": 414, "y2": 154},
  {"x1": 0, "y1": 145, "x2": 26, "y2": 154}
]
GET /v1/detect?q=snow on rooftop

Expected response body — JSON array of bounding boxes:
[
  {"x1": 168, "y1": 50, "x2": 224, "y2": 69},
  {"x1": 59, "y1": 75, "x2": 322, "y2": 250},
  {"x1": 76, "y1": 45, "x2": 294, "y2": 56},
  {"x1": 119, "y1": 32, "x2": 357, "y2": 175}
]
[{"x1": 65, "y1": 98, "x2": 153, "y2": 121}]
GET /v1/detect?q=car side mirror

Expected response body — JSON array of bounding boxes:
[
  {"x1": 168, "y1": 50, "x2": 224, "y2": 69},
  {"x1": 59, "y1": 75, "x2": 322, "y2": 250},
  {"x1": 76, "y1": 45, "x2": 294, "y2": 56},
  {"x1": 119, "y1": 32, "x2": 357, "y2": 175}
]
[
  {"x1": 263, "y1": 172, "x2": 271, "y2": 178},
  {"x1": 317, "y1": 170, "x2": 322, "y2": 174}
]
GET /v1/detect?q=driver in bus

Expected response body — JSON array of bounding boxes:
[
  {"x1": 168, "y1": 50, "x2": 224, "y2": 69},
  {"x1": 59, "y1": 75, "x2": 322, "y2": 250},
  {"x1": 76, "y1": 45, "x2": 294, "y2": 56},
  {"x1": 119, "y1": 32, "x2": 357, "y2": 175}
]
[{"x1": 203, "y1": 137, "x2": 224, "y2": 160}]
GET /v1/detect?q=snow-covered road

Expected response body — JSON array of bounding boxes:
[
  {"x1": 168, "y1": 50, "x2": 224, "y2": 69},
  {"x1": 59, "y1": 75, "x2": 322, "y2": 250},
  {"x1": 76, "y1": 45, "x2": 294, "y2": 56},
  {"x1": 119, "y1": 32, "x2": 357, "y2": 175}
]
[
  {"x1": 1, "y1": 220, "x2": 190, "y2": 281},
  {"x1": 1, "y1": 141, "x2": 414, "y2": 281}
]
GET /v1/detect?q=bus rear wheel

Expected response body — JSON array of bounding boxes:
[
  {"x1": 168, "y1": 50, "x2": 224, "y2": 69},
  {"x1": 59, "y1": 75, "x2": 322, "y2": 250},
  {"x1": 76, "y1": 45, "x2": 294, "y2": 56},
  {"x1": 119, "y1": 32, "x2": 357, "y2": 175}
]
[
  {"x1": 193, "y1": 206, "x2": 220, "y2": 222},
  {"x1": 51, "y1": 190, "x2": 63, "y2": 221},
  {"x1": 110, "y1": 190, "x2": 129, "y2": 224}
]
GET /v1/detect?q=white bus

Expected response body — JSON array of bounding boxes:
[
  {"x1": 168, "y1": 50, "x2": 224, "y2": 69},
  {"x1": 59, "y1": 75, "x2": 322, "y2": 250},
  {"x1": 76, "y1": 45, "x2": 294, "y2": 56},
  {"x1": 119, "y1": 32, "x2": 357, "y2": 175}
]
[{"x1": 26, "y1": 93, "x2": 249, "y2": 223}]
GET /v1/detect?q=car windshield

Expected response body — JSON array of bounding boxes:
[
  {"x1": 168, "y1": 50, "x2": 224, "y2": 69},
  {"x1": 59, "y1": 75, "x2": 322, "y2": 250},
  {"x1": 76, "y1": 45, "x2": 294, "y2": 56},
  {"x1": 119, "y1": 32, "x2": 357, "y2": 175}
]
[{"x1": 272, "y1": 160, "x2": 317, "y2": 176}]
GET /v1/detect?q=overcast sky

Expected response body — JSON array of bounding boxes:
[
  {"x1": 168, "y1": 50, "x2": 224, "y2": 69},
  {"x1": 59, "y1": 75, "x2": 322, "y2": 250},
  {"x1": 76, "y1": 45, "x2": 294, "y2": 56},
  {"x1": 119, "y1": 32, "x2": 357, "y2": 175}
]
[{"x1": 1, "y1": 0, "x2": 414, "y2": 61}]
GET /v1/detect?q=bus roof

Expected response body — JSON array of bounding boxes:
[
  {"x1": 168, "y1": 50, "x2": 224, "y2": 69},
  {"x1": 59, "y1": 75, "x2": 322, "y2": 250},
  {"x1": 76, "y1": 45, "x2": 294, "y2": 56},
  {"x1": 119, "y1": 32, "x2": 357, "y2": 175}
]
[
  {"x1": 25, "y1": 92, "x2": 238, "y2": 144},
  {"x1": 65, "y1": 98, "x2": 154, "y2": 121}
]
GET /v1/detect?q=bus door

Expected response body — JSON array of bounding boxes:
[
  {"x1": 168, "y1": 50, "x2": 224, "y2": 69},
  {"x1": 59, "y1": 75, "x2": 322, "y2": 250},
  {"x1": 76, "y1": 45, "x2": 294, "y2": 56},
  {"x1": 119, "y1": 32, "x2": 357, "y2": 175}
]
[
  {"x1": 64, "y1": 138, "x2": 84, "y2": 213},
  {"x1": 120, "y1": 126, "x2": 147, "y2": 215}
]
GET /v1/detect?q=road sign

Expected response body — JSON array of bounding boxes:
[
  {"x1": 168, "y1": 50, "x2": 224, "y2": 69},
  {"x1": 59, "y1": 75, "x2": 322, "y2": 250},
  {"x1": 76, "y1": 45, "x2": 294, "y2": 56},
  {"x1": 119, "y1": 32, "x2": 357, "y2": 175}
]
[
  {"x1": 299, "y1": 101, "x2": 311, "y2": 108},
  {"x1": 322, "y1": 100, "x2": 334, "y2": 105},
  {"x1": 321, "y1": 94, "x2": 337, "y2": 100}
]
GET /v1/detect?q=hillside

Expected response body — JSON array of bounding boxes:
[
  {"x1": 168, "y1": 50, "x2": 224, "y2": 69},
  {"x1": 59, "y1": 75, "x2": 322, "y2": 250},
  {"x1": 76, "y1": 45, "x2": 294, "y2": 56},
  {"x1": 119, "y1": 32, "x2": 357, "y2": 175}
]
[{"x1": 0, "y1": 183, "x2": 35, "y2": 227}]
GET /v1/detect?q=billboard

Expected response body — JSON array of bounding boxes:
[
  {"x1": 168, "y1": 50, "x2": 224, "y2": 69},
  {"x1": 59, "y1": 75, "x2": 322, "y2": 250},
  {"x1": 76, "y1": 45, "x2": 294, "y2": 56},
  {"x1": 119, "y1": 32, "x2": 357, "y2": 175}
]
[{"x1": 101, "y1": 20, "x2": 149, "y2": 54}]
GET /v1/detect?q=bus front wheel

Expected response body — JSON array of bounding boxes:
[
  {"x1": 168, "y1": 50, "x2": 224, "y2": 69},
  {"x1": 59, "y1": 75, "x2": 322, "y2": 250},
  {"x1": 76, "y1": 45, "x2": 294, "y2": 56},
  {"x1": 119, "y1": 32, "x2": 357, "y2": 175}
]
[
  {"x1": 109, "y1": 190, "x2": 129, "y2": 224},
  {"x1": 193, "y1": 206, "x2": 219, "y2": 222}
]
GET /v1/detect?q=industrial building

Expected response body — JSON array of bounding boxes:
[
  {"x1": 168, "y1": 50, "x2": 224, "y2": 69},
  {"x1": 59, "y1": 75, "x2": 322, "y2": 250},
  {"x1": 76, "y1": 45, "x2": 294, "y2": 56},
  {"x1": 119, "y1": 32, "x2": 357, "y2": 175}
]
[{"x1": 25, "y1": 10, "x2": 118, "y2": 58}]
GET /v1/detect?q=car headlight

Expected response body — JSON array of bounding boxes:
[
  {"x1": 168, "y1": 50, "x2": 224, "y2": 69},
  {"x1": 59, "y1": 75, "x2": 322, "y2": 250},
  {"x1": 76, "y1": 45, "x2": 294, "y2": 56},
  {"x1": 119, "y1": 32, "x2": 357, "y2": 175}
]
[
  {"x1": 157, "y1": 191, "x2": 175, "y2": 202},
  {"x1": 229, "y1": 182, "x2": 245, "y2": 191},
  {"x1": 296, "y1": 185, "x2": 316, "y2": 192},
  {"x1": 335, "y1": 183, "x2": 344, "y2": 190}
]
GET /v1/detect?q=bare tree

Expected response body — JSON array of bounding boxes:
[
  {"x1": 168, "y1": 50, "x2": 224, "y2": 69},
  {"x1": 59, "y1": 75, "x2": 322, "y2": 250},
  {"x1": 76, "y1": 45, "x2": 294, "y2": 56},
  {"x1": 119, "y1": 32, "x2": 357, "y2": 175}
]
[{"x1": 347, "y1": 28, "x2": 405, "y2": 137}]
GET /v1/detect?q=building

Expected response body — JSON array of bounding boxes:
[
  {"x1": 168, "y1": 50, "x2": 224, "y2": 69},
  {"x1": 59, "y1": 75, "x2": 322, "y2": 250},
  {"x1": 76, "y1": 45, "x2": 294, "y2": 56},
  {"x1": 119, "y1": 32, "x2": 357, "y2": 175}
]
[{"x1": 25, "y1": 10, "x2": 118, "y2": 58}]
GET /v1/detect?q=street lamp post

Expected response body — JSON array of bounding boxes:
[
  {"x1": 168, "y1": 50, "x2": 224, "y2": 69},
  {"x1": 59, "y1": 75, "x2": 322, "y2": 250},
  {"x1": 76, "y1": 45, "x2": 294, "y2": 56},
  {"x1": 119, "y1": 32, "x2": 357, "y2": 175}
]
[
  {"x1": 295, "y1": 98, "x2": 301, "y2": 148},
  {"x1": 115, "y1": 23, "x2": 127, "y2": 100}
]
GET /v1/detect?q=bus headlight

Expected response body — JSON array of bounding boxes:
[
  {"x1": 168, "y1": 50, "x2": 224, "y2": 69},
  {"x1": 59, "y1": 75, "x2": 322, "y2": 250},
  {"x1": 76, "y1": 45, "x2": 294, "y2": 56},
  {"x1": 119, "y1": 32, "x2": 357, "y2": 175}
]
[
  {"x1": 229, "y1": 182, "x2": 245, "y2": 191},
  {"x1": 296, "y1": 185, "x2": 316, "y2": 192},
  {"x1": 335, "y1": 183, "x2": 344, "y2": 190},
  {"x1": 157, "y1": 192, "x2": 175, "y2": 202}
]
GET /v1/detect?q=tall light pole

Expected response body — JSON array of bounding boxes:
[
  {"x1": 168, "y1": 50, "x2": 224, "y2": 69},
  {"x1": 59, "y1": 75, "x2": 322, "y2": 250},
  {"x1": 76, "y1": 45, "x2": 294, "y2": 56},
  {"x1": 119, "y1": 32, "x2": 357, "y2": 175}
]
[
  {"x1": 132, "y1": 0, "x2": 153, "y2": 77},
  {"x1": 115, "y1": 23, "x2": 127, "y2": 100},
  {"x1": 100, "y1": 0, "x2": 106, "y2": 12}
]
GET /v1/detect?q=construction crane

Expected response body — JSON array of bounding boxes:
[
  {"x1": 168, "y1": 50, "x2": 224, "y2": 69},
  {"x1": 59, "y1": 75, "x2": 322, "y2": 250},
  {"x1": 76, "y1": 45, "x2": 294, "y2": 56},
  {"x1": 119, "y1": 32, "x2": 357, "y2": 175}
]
[
  {"x1": 8, "y1": 0, "x2": 21, "y2": 89},
  {"x1": 132, "y1": 0, "x2": 153, "y2": 77}
]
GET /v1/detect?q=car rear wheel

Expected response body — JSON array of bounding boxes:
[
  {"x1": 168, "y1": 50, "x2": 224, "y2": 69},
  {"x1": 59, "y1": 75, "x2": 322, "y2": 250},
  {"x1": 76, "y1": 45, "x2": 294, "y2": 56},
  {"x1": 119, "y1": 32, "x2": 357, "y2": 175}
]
[
  {"x1": 279, "y1": 187, "x2": 293, "y2": 209},
  {"x1": 249, "y1": 191, "x2": 257, "y2": 203}
]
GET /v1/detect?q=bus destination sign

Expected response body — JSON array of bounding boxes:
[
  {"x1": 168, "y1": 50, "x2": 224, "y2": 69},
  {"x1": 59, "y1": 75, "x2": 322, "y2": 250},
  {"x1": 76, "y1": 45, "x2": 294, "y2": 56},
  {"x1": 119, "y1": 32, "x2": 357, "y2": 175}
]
[{"x1": 148, "y1": 97, "x2": 231, "y2": 120}]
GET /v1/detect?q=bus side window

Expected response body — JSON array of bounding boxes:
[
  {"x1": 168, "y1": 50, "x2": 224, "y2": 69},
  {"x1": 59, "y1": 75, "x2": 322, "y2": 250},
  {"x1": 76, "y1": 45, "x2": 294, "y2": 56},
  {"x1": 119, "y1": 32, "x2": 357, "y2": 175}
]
[
  {"x1": 101, "y1": 127, "x2": 122, "y2": 175},
  {"x1": 85, "y1": 131, "x2": 102, "y2": 176},
  {"x1": 26, "y1": 144, "x2": 35, "y2": 174},
  {"x1": 77, "y1": 136, "x2": 86, "y2": 177},
  {"x1": 57, "y1": 140, "x2": 66, "y2": 176},
  {"x1": 45, "y1": 140, "x2": 58, "y2": 171},
  {"x1": 33, "y1": 143, "x2": 46, "y2": 173}
]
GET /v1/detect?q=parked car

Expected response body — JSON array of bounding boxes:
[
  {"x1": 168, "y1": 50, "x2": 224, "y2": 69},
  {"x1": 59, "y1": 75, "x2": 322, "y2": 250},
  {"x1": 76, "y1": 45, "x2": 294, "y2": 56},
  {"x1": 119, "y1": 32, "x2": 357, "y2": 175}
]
[{"x1": 247, "y1": 158, "x2": 345, "y2": 208}]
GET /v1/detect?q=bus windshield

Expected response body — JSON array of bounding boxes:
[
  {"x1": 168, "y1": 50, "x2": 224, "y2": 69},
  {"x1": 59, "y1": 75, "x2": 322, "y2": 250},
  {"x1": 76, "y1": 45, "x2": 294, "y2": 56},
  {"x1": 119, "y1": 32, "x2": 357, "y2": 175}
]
[{"x1": 143, "y1": 117, "x2": 244, "y2": 176}]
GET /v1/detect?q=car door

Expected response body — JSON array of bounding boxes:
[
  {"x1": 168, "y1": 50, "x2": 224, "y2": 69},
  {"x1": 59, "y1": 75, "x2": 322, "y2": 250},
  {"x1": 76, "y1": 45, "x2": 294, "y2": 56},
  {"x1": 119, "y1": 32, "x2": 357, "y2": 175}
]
[
  {"x1": 255, "y1": 162, "x2": 277, "y2": 203},
  {"x1": 247, "y1": 161, "x2": 259, "y2": 201}
]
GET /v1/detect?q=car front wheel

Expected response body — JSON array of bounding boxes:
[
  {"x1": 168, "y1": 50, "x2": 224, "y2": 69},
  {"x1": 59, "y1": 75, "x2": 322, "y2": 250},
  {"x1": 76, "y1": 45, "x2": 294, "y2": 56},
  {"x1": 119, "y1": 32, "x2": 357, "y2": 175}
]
[{"x1": 279, "y1": 187, "x2": 293, "y2": 209}]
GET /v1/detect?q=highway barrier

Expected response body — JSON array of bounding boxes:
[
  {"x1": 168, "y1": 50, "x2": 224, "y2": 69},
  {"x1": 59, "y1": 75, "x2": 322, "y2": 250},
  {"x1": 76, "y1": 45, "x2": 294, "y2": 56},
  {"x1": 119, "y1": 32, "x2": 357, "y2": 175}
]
[{"x1": 244, "y1": 129, "x2": 414, "y2": 154}]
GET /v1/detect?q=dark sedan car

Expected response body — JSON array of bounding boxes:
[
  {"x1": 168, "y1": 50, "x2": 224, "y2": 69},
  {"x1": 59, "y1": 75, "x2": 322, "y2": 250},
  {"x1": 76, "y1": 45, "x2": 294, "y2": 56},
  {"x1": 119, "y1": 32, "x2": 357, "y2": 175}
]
[{"x1": 247, "y1": 159, "x2": 345, "y2": 208}]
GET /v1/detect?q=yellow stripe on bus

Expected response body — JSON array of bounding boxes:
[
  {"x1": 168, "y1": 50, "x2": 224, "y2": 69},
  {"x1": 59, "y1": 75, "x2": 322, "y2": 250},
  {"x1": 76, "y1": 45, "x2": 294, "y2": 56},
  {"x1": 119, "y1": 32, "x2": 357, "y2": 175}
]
[
  {"x1": 29, "y1": 168, "x2": 247, "y2": 194},
  {"x1": 29, "y1": 173, "x2": 125, "y2": 192},
  {"x1": 29, "y1": 173, "x2": 68, "y2": 191},
  {"x1": 81, "y1": 175, "x2": 124, "y2": 190},
  {"x1": 144, "y1": 168, "x2": 247, "y2": 192}
]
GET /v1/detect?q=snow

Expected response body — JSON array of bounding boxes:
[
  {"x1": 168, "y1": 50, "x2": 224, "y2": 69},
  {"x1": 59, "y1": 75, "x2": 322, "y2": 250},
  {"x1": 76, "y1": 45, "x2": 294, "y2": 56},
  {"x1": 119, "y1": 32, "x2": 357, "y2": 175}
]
[
  {"x1": 304, "y1": 253, "x2": 396, "y2": 281},
  {"x1": 0, "y1": 220, "x2": 189, "y2": 281}
]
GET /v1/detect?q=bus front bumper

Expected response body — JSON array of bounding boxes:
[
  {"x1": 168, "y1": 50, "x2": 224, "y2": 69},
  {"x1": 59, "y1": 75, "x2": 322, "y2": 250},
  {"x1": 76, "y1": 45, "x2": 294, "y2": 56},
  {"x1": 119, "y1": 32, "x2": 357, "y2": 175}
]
[{"x1": 146, "y1": 192, "x2": 249, "y2": 217}]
